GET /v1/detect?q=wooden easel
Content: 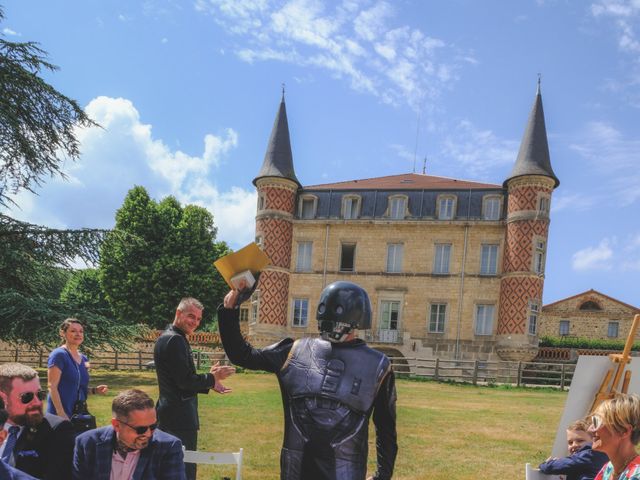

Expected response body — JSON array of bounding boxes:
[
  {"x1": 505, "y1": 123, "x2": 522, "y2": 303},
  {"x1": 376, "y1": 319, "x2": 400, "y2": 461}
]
[{"x1": 590, "y1": 314, "x2": 640, "y2": 413}]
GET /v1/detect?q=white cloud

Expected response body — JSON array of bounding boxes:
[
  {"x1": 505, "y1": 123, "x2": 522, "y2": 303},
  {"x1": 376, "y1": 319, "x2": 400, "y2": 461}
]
[
  {"x1": 2, "y1": 27, "x2": 19, "y2": 36},
  {"x1": 3, "y1": 96, "x2": 256, "y2": 247},
  {"x1": 195, "y1": 0, "x2": 470, "y2": 110},
  {"x1": 569, "y1": 121, "x2": 640, "y2": 206},
  {"x1": 550, "y1": 192, "x2": 597, "y2": 212},
  {"x1": 572, "y1": 238, "x2": 614, "y2": 271},
  {"x1": 440, "y1": 119, "x2": 519, "y2": 178}
]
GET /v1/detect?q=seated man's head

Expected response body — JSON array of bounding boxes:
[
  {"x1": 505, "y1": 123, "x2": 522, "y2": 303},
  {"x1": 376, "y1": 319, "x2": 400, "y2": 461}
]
[
  {"x1": 317, "y1": 281, "x2": 371, "y2": 343},
  {"x1": 567, "y1": 418, "x2": 593, "y2": 455},
  {"x1": 111, "y1": 389, "x2": 157, "y2": 451},
  {"x1": 0, "y1": 363, "x2": 45, "y2": 427}
]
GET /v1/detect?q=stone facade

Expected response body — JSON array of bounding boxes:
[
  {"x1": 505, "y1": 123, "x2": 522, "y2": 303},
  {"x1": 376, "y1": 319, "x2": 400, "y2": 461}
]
[
  {"x1": 540, "y1": 290, "x2": 640, "y2": 341},
  {"x1": 248, "y1": 89, "x2": 559, "y2": 361}
]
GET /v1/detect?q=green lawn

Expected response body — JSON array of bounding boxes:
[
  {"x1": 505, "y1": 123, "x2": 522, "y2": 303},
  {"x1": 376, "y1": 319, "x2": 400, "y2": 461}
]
[{"x1": 85, "y1": 370, "x2": 566, "y2": 479}]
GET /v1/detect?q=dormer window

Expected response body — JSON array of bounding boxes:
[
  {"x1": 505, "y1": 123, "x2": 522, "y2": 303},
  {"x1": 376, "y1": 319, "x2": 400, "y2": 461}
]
[
  {"x1": 482, "y1": 196, "x2": 502, "y2": 220},
  {"x1": 437, "y1": 195, "x2": 456, "y2": 220},
  {"x1": 299, "y1": 195, "x2": 317, "y2": 219},
  {"x1": 388, "y1": 195, "x2": 408, "y2": 219},
  {"x1": 342, "y1": 195, "x2": 360, "y2": 219}
]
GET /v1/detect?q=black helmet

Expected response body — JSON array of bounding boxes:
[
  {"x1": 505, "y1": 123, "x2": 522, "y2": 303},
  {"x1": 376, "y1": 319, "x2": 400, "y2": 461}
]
[{"x1": 317, "y1": 281, "x2": 371, "y2": 342}]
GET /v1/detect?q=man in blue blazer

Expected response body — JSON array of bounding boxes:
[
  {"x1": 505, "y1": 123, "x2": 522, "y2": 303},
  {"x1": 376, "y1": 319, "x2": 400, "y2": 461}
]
[
  {"x1": 73, "y1": 389, "x2": 186, "y2": 480},
  {"x1": 0, "y1": 408, "x2": 37, "y2": 480}
]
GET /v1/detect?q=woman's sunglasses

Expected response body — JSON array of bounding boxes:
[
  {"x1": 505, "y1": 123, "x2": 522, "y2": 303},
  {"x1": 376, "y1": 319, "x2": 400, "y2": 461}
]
[
  {"x1": 591, "y1": 415, "x2": 604, "y2": 430},
  {"x1": 19, "y1": 390, "x2": 47, "y2": 404},
  {"x1": 118, "y1": 419, "x2": 158, "y2": 435}
]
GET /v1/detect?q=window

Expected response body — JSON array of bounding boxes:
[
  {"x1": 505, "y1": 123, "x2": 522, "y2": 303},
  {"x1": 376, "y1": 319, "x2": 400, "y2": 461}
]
[
  {"x1": 483, "y1": 197, "x2": 501, "y2": 220},
  {"x1": 534, "y1": 240, "x2": 546, "y2": 274},
  {"x1": 608, "y1": 322, "x2": 619, "y2": 338},
  {"x1": 386, "y1": 244, "x2": 403, "y2": 273},
  {"x1": 257, "y1": 193, "x2": 265, "y2": 211},
  {"x1": 539, "y1": 196, "x2": 550, "y2": 214},
  {"x1": 250, "y1": 296, "x2": 259, "y2": 324},
  {"x1": 559, "y1": 320, "x2": 570, "y2": 336},
  {"x1": 389, "y1": 196, "x2": 407, "y2": 219},
  {"x1": 438, "y1": 196, "x2": 456, "y2": 220},
  {"x1": 580, "y1": 301, "x2": 602, "y2": 311},
  {"x1": 480, "y1": 244, "x2": 499, "y2": 275},
  {"x1": 255, "y1": 235, "x2": 263, "y2": 249},
  {"x1": 433, "y1": 243, "x2": 451, "y2": 274},
  {"x1": 380, "y1": 301, "x2": 400, "y2": 330},
  {"x1": 296, "y1": 241, "x2": 312, "y2": 272},
  {"x1": 340, "y1": 243, "x2": 356, "y2": 272},
  {"x1": 292, "y1": 298, "x2": 309, "y2": 327},
  {"x1": 528, "y1": 301, "x2": 539, "y2": 335},
  {"x1": 429, "y1": 304, "x2": 447, "y2": 333},
  {"x1": 239, "y1": 308, "x2": 249, "y2": 322},
  {"x1": 475, "y1": 304, "x2": 495, "y2": 335},
  {"x1": 299, "y1": 196, "x2": 317, "y2": 219},
  {"x1": 343, "y1": 196, "x2": 360, "y2": 219}
]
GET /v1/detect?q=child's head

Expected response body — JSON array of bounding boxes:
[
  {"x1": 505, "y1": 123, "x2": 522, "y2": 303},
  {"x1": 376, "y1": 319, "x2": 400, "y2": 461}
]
[{"x1": 566, "y1": 419, "x2": 593, "y2": 455}]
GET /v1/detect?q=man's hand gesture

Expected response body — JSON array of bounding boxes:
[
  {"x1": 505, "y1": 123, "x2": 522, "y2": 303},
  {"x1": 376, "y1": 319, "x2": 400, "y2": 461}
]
[{"x1": 210, "y1": 361, "x2": 235, "y2": 394}]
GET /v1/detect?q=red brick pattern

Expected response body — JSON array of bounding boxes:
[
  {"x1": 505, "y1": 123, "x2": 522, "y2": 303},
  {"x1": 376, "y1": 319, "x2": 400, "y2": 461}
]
[
  {"x1": 263, "y1": 186, "x2": 296, "y2": 213},
  {"x1": 497, "y1": 276, "x2": 543, "y2": 334},
  {"x1": 258, "y1": 270, "x2": 289, "y2": 326},
  {"x1": 256, "y1": 218, "x2": 293, "y2": 269},
  {"x1": 507, "y1": 185, "x2": 552, "y2": 214},
  {"x1": 502, "y1": 221, "x2": 548, "y2": 272}
]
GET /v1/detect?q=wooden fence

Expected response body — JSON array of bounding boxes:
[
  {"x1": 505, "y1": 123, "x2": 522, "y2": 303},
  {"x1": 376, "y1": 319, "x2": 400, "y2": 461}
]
[
  {"x1": 1, "y1": 346, "x2": 576, "y2": 389},
  {"x1": 388, "y1": 356, "x2": 576, "y2": 390}
]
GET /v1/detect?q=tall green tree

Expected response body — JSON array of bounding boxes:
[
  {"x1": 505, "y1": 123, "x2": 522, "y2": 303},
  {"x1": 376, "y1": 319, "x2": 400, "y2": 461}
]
[
  {"x1": 0, "y1": 7, "x2": 138, "y2": 348},
  {"x1": 100, "y1": 186, "x2": 229, "y2": 329},
  {"x1": 0, "y1": 7, "x2": 97, "y2": 207}
]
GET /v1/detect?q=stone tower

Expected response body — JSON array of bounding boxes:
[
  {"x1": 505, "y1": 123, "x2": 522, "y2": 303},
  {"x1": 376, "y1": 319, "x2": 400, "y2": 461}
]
[
  {"x1": 252, "y1": 94, "x2": 300, "y2": 341},
  {"x1": 497, "y1": 83, "x2": 559, "y2": 361}
]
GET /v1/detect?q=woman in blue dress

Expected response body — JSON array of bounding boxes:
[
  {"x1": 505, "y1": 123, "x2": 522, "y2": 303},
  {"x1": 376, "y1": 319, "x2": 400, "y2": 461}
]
[{"x1": 46, "y1": 318, "x2": 108, "y2": 419}]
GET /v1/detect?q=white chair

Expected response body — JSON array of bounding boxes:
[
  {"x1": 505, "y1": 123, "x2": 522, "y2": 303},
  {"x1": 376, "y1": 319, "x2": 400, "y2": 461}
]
[
  {"x1": 183, "y1": 448, "x2": 243, "y2": 480},
  {"x1": 525, "y1": 463, "x2": 563, "y2": 480}
]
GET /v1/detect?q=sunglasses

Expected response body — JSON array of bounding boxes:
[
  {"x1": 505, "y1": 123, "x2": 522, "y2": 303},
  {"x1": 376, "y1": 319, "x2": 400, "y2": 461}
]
[
  {"x1": 591, "y1": 415, "x2": 604, "y2": 430},
  {"x1": 19, "y1": 390, "x2": 47, "y2": 404},
  {"x1": 118, "y1": 419, "x2": 157, "y2": 435}
]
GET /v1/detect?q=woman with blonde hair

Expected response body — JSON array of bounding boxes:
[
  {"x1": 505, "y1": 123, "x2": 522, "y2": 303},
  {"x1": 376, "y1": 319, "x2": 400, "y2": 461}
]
[
  {"x1": 590, "y1": 393, "x2": 640, "y2": 480},
  {"x1": 47, "y1": 318, "x2": 108, "y2": 419}
]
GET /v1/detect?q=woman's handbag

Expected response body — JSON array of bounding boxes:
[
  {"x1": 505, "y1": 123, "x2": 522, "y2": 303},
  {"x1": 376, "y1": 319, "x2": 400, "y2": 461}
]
[
  {"x1": 70, "y1": 399, "x2": 97, "y2": 434},
  {"x1": 64, "y1": 348, "x2": 97, "y2": 434}
]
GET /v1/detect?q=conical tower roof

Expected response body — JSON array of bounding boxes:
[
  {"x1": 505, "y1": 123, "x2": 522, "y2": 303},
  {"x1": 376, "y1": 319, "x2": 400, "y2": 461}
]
[
  {"x1": 253, "y1": 95, "x2": 300, "y2": 187},
  {"x1": 504, "y1": 84, "x2": 559, "y2": 187}
]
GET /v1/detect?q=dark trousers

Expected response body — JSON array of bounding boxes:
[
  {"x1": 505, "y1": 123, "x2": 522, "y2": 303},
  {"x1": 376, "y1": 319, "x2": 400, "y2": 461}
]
[{"x1": 165, "y1": 428, "x2": 198, "y2": 480}]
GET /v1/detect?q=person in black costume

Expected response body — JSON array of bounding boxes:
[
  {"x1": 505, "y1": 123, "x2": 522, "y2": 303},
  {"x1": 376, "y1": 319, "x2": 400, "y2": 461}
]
[{"x1": 219, "y1": 281, "x2": 397, "y2": 480}]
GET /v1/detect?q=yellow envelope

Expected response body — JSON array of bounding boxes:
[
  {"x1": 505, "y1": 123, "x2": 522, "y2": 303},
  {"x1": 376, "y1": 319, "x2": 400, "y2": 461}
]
[{"x1": 214, "y1": 242, "x2": 272, "y2": 289}]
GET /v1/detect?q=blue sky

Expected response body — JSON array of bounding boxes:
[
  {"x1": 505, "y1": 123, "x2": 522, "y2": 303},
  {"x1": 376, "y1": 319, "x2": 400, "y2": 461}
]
[{"x1": 2, "y1": 0, "x2": 639, "y2": 308}]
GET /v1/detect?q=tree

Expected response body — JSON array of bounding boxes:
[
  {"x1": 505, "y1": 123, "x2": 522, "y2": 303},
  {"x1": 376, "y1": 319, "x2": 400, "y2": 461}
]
[
  {"x1": 0, "y1": 7, "x2": 97, "y2": 207},
  {"x1": 0, "y1": 8, "x2": 137, "y2": 349},
  {"x1": 100, "y1": 186, "x2": 230, "y2": 329},
  {"x1": 60, "y1": 269, "x2": 113, "y2": 317}
]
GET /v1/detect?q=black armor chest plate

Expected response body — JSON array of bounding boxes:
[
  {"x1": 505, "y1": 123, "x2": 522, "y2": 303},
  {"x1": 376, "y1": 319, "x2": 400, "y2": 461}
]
[{"x1": 279, "y1": 337, "x2": 389, "y2": 414}]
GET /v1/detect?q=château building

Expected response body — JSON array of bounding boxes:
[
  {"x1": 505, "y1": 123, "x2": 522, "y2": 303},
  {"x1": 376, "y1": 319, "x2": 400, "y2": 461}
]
[{"x1": 244, "y1": 85, "x2": 559, "y2": 361}]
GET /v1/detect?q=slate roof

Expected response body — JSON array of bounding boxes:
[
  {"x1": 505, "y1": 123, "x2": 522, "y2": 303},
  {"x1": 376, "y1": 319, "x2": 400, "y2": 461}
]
[
  {"x1": 305, "y1": 173, "x2": 501, "y2": 191},
  {"x1": 505, "y1": 85, "x2": 559, "y2": 187},
  {"x1": 253, "y1": 96, "x2": 301, "y2": 187}
]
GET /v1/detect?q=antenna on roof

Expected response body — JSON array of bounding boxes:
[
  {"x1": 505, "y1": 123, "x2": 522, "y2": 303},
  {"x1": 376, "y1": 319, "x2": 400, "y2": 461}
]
[
  {"x1": 422, "y1": 156, "x2": 427, "y2": 175},
  {"x1": 412, "y1": 110, "x2": 421, "y2": 173}
]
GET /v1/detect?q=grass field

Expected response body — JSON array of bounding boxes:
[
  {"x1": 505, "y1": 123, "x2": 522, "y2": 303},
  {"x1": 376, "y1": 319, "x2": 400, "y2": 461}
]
[{"x1": 84, "y1": 370, "x2": 567, "y2": 479}]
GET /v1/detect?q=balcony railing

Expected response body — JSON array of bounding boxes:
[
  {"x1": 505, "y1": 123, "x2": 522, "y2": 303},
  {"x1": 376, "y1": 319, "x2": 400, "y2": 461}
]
[{"x1": 366, "y1": 328, "x2": 403, "y2": 344}]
